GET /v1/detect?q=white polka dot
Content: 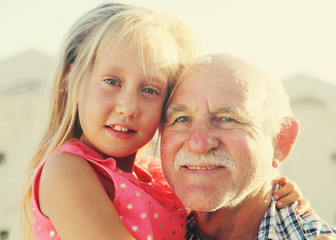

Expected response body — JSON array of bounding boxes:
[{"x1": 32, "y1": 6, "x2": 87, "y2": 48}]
[
  {"x1": 140, "y1": 213, "x2": 146, "y2": 219},
  {"x1": 147, "y1": 236, "x2": 152, "y2": 240},
  {"x1": 153, "y1": 213, "x2": 159, "y2": 218},
  {"x1": 135, "y1": 192, "x2": 140, "y2": 196},
  {"x1": 38, "y1": 226, "x2": 42, "y2": 231},
  {"x1": 49, "y1": 230, "x2": 56, "y2": 237},
  {"x1": 127, "y1": 204, "x2": 133, "y2": 209},
  {"x1": 132, "y1": 226, "x2": 138, "y2": 231},
  {"x1": 120, "y1": 183, "x2": 126, "y2": 188},
  {"x1": 120, "y1": 216, "x2": 123, "y2": 219}
]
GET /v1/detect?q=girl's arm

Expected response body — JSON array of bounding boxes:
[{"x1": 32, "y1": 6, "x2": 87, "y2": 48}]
[
  {"x1": 39, "y1": 153, "x2": 134, "y2": 240},
  {"x1": 313, "y1": 237, "x2": 336, "y2": 240},
  {"x1": 273, "y1": 176, "x2": 313, "y2": 215}
]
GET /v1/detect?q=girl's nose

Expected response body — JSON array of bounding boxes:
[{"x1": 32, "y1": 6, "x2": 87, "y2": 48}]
[{"x1": 114, "y1": 92, "x2": 139, "y2": 118}]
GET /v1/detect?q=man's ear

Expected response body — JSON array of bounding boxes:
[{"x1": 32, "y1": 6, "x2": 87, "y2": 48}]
[{"x1": 273, "y1": 117, "x2": 299, "y2": 168}]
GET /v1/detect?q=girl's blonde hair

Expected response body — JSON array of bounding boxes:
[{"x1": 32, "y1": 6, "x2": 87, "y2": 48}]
[{"x1": 20, "y1": 2, "x2": 199, "y2": 239}]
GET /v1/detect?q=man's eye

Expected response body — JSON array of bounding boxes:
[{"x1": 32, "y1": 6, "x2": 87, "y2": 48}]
[
  {"x1": 105, "y1": 79, "x2": 119, "y2": 86},
  {"x1": 216, "y1": 116, "x2": 236, "y2": 123},
  {"x1": 222, "y1": 117, "x2": 235, "y2": 122},
  {"x1": 175, "y1": 116, "x2": 189, "y2": 123},
  {"x1": 141, "y1": 88, "x2": 159, "y2": 95}
]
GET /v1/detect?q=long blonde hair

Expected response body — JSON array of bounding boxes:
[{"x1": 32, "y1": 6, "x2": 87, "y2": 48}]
[{"x1": 20, "y1": 2, "x2": 199, "y2": 239}]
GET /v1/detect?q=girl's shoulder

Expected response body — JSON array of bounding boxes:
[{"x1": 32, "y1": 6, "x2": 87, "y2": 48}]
[
  {"x1": 33, "y1": 143, "x2": 135, "y2": 239},
  {"x1": 38, "y1": 141, "x2": 116, "y2": 214},
  {"x1": 38, "y1": 141, "x2": 105, "y2": 188},
  {"x1": 31, "y1": 149, "x2": 93, "y2": 239},
  {"x1": 41, "y1": 150, "x2": 92, "y2": 182},
  {"x1": 38, "y1": 147, "x2": 101, "y2": 213}
]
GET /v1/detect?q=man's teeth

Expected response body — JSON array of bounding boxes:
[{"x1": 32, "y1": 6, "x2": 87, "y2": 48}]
[
  {"x1": 112, "y1": 125, "x2": 129, "y2": 132},
  {"x1": 185, "y1": 166, "x2": 217, "y2": 170}
]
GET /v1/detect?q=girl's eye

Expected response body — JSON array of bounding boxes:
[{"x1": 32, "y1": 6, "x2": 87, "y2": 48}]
[
  {"x1": 105, "y1": 79, "x2": 120, "y2": 86},
  {"x1": 141, "y1": 88, "x2": 159, "y2": 95}
]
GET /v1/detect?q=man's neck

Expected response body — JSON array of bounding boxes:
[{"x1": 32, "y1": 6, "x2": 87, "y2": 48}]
[{"x1": 193, "y1": 183, "x2": 274, "y2": 240}]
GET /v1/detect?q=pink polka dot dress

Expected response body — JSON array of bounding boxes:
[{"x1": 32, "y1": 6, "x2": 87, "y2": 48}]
[{"x1": 31, "y1": 141, "x2": 187, "y2": 239}]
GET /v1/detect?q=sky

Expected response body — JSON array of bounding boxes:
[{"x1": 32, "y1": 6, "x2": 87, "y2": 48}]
[{"x1": 1, "y1": 0, "x2": 335, "y2": 85}]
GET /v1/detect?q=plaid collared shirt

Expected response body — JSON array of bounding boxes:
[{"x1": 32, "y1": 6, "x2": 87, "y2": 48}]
[
  {"x1": 186, "y1": 188, "x2": 336, "y2": 239},
  {"x1": 256, "y1": 197, "x2": 336, "y2": 239},
  {"x1": 186, "y1": 211, "x2": 200, "y2": 240}
]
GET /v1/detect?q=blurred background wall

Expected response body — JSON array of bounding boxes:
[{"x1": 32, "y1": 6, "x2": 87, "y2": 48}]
[
  {"x1": 0, "y1": 51, "x2": 55, "y2": 239},
  {"x1": 283, "y1": 75, "x2": 336, "y2": 227}
]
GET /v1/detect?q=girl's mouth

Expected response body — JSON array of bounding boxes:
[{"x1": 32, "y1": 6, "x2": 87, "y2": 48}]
[{"x1": 106, "y1": 124, "x2": 136, "y2": 133}]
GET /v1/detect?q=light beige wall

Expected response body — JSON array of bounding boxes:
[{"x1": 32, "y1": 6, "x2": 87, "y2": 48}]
[
  {"x1": 0, "y1": 51, "x2": 54, "y2": 239},
  {"x1": 283, "y1": 76, "x2": 336, "y2": 226},
  {"x1": 0, "y1": 95, "x2": 42, "y2": 236}
]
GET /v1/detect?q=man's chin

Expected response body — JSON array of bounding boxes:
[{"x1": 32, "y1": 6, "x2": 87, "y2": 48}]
[
  {"x1": 187, "y1": 204, "x2": 221, "y2": 212},
  {"x1": 176, "y1": 190, "x2": 226, "y2": 212}
]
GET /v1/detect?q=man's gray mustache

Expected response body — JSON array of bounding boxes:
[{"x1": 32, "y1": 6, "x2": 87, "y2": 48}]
[{"x1": 174, "y1": 149, "x2": 236, "y2": 171}]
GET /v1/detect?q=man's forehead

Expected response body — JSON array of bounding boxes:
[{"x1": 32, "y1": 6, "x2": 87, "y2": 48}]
[
  {"x1": 178, "y1": 56, "x2": 269, "y2": 97},
  {"x1": 174, "y1": 66, "x2": 244, "y2": 99},
  {"x1": 167, "y1": 57, "x2": 268, "y2": 118},
  {"x1": 178, "y1": 60, "x2": 242, "y2": 89}
]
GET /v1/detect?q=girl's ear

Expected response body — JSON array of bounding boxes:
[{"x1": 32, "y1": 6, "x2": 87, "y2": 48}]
[{"x1": 273, "y1": 117, "x2": 299, "y2": 168}]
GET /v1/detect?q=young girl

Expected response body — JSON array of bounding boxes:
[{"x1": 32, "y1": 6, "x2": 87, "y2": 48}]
[{"x1": 20, "y1": 2, "x2": 309, "y2": 240}]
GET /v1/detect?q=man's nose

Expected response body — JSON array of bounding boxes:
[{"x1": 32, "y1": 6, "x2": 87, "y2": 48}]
[
  {"x1": 114, "y1": 92, "x2": 139, "y2": 118},
  {"x1": 186, "y1": 121, "x2": 219, "y2": 154}
]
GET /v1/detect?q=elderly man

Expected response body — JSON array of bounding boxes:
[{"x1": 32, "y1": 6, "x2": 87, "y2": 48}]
[{"x1": 159, "y1": 53, "x2": 336, "y2": 239}]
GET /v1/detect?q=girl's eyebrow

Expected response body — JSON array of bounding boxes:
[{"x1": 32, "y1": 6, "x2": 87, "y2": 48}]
[
  {"x1": 96, "y1": 63, "x2": 167, "y2": 87},
  {"x1": 146, "y1": 72, "x2": 168, "y2": 87},
  {"x1": 147, "y1": 77, "x2": 166, "y2": 88},
  {"x1": 93, "y1": 62, "x2": 123, "y2": 74}
]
